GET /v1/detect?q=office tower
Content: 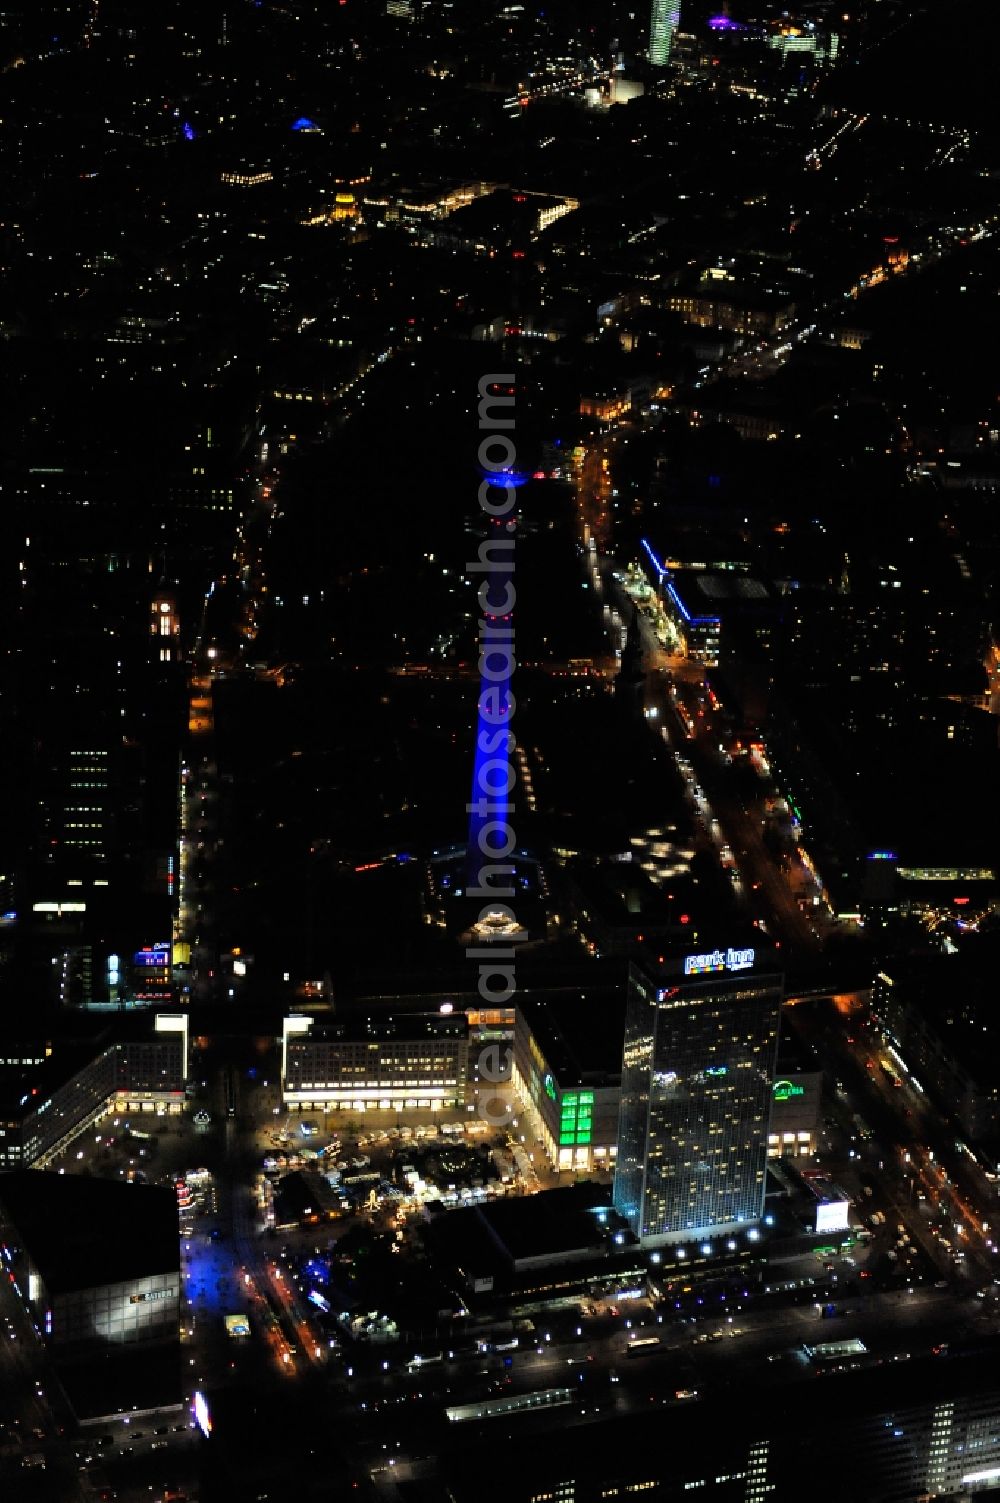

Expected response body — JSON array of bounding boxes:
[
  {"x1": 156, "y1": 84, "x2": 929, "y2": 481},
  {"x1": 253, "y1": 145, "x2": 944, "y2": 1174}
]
[
  {"x1": 614, "y1": 960, "x2": 782, "y2": 1244},
  {"x1": 649, "y1": 0, "x2": 681, "y2": 65}
]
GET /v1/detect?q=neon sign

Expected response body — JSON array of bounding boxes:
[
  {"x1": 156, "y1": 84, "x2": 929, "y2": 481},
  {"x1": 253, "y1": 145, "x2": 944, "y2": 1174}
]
[
  {"x1": 773, "y1": 1079, "x2": 804, "y2": 1101},
  {"x1": 134, "y1": 943, "x2": 171, "y2": 967},
  {"x1": 683, "y1": 946, "x2": 755, "y2": 977}
]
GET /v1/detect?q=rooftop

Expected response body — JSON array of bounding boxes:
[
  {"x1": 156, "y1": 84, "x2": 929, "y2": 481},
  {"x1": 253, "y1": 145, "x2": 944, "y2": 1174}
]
[
  {"x1": 0, "y1": 1171, "x2": 178, "y2": 1292},
  {"x1": 667, "y1": 569, "x2": 773, "y2": 618},
  {"x1": 288, "y1": 1011, "x2": 469, "y2": 1044},
  {"x1": 881, "y1": 943, "x2": 1000, "y2": 1083},
  {"x1": 516, "y1": 990, "x2": 626, "y2": 1088},
  {"x1": 428, "y1": 1182, "x2": 613, "y2": 1274}
]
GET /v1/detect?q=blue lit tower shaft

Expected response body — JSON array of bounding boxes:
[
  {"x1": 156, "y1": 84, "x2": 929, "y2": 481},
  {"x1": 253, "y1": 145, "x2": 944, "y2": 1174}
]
[{"x1": 466, "y1": 504, "x2": 520, "y2": 892}]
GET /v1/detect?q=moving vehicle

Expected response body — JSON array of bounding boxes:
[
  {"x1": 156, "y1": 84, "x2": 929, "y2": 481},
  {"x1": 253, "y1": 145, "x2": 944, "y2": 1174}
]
[{"x1": 626, "y1": 1336, "x2": 661, "y2": 1356}]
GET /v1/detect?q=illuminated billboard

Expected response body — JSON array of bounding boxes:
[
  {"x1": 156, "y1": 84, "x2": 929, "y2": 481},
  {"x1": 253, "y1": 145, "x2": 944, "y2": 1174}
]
[
  {"x1": 815, "y1": 1200, "x2": 850, "y2": 1236},
  {"x1": 194, "y1": 1390, "x2": 212, "y2": 1438},
  {"x1": 683, "y1": 946, "x2": 755, "y2": 978},
  {"x1": 134, "y1": 944, "x2": 171, "y2": 968},
  {"x1": 773, "y1": 1079, "x2": 805, "y2": 1102}
]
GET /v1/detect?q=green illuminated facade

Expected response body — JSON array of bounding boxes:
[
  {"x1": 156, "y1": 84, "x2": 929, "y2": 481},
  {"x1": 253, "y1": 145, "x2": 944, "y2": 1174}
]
[{"x1": 559, "y1": 1091, "x2": 595, "y2": 1147}]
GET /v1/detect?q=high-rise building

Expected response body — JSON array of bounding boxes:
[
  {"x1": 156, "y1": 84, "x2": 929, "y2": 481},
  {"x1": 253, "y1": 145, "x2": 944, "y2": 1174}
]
[
  {"x1": 649, "y1": 0, "x2": 681, "y2": 65},
  {"x1": 614, "y1": 958, "x2": 782, "y2": 1244}
]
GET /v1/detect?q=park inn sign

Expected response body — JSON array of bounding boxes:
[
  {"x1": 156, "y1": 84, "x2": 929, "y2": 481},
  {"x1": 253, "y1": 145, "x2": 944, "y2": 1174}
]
[{"x1": 683, "y1": 946, "x2": 755, "y2": 977}]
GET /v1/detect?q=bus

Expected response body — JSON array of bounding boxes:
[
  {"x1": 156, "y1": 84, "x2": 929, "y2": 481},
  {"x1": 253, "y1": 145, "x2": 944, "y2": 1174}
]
[
  {"x1": 407, "y1": 1352, "x2": 444, "y2": 1371},
  {"x1": 477, "y1": 1333, "x2": 519, "y2": 1354},
  {"x1": 626, "y1": 1337, "x2": 661, "y2": 1356}
]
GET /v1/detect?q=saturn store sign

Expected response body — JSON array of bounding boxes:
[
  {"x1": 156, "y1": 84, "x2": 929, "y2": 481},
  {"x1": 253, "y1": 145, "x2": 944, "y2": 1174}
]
[{"x1": 772, "y1": 1079, "x2": 805, "y2": 1102}]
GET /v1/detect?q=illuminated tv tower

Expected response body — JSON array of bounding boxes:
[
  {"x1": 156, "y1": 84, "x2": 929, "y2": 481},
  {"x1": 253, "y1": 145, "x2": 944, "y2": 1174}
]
[
  {"x1": 649, "y1": 0, "x2": 681, "y2": 65},
  {"x1": 465, "y1": 477, "x2": 524, "y2": 889}
]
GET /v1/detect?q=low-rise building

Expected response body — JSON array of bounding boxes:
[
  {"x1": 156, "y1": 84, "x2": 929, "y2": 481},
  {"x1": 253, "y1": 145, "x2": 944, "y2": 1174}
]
[{"x1": 424, "y1": 1182, "x2": 616, "y2": 1294}]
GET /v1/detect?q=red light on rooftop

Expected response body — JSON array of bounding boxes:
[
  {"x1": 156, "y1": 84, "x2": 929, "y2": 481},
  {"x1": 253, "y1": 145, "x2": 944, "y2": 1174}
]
[{"x1": 954, "y1": 896, "x2": 970, "y2": 905}]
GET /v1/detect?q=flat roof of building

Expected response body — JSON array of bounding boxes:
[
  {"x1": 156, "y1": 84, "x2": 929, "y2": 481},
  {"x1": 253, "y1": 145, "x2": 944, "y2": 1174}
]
[
  {"x1": 273, "y1": 1168, "x2": 342, "y2": 1223},
  {"x1": 478, "y1": 1184, "x2": 611, "y2": 1262},
  {"x1": 288, "y1": 1011, "x2": 469, "y2": 1043},
  {"x1": 430, "y1": 1183, "x2": 612, "y2": 1272},
  {"x1": 881, "y1": 946, "x2": 1000, "y2": 1082},
  {"x1": 775, "y1": 1026, "x2": 823, "y2": 1075},
  {"x1": 0, "y1": 1171, "x2": 178, "y2": 1292},
  {"x1": 516, "y1": 991, "x2": 626, "y2": 1088},
  {"x1": 640, "y1": 543, "x2": 772, "y2": 623},
  {"x1": 0, "y1": 1042, "x2": 104, "y2": 1118},
  {"x1": 669, "y1": 570, "x2": 772, "y2": 615}
]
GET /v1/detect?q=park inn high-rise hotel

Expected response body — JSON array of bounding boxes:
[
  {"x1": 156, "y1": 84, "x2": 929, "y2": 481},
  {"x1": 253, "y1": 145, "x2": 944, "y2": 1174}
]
[{"x1": 614, "y1": 958, "x2": 782, "y2": 1245}]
